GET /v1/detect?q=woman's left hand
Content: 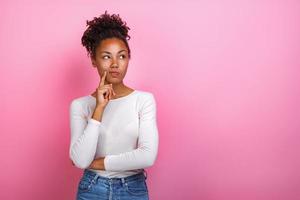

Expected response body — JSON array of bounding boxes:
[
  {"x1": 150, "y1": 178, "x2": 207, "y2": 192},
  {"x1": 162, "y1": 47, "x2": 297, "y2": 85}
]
[{"x1": 88, "y1": 157, "x2": 106, "y2": 170}]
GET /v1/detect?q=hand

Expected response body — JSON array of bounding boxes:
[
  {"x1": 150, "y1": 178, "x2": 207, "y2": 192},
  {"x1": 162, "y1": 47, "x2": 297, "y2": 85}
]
[
  {"x1": 88, "y1": 157, "x2": 105, "y2": 170},
  {"x1": 95, "y1": 71, "x2": 116, "y2": 108}
]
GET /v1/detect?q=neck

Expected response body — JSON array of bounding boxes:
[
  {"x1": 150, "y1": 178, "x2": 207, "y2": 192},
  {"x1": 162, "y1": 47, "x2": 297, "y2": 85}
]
[{"x1": 104, "y1": 81, "x2": 128, "y2": 94}]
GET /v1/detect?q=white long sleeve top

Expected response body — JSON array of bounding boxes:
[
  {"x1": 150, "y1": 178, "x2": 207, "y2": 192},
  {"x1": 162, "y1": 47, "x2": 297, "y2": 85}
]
[{"x1": 69, "y1": 90, "x2": 159, "y2": 178}]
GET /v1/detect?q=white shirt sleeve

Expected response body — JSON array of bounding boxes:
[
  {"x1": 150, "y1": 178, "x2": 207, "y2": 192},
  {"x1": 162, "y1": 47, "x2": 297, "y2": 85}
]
[
  {"x1": 69, "y1": 100, "x2": 105, "y2": 169},
  {"x1": 104, "y1": 94, "x2": 159, "y2": 171}
]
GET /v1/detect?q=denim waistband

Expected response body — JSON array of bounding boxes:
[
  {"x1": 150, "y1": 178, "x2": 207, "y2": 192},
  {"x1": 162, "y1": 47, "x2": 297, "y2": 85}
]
[{"x1": 82, "y1": 169, "x2": 147, "y2": 185}]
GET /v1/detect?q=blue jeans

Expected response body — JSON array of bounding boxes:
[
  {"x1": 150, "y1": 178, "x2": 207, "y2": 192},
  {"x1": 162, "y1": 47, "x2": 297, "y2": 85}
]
[{"x1": 76, "y1": 169, "x2": 149, "y2": 200}]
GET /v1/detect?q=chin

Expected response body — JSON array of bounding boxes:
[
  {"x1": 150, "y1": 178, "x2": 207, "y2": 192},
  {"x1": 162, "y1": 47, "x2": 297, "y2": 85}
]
[{"x1": 108, "y1": 78, "x2": 123, "y2": 84}]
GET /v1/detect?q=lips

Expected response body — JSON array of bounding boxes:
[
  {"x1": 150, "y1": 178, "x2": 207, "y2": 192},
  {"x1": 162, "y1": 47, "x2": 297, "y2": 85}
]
[{"x1": 109, "y1": 72, "x2": 120, "y2": 77}]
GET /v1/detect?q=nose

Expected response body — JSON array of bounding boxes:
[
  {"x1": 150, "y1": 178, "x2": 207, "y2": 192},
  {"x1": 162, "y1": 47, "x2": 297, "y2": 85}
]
[
  {"x1": 111, "y1": 63, "x2": 118, "y2": 68},
  {"x1": 111, "y1": 59, "x2": 118, "y2": 68}
]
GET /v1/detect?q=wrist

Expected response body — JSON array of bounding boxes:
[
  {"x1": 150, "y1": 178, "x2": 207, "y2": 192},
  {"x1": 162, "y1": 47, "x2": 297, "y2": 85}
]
[
  {"x1": 103, "y1": 157, "x2": 106, "y2": 170},
  {"x1": 92, "y1": 106, "x2": 104, "y2": 121},
  {"x1": 95, "y1": 105, "x2": 105, "y2": 111},
  {"x1": 97, "y1": 157, "x2": 105, "y2": 170}
]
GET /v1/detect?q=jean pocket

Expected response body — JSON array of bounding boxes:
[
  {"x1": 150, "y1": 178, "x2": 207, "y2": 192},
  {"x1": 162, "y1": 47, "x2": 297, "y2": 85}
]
[
  {"x1": 125, "y1": 179, "x2": 148, "y2": 196},
  {"x1": 78, "y1": 176, "x2": 95, "y2": 192}
]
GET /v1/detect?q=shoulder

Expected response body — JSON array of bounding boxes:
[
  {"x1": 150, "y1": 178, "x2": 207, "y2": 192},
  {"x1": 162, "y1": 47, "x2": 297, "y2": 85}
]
[
  {"x1": 135, "y1": 90, "x2": 156, "y2": 103},
  {"x1": 69, "y1": 95, "x2": 92, "y2": 112},
  {"x1": 135, "y1": 90, "x2": 157, "y2": 118},
  {"x1": 135, "y1": 90, "x2": 157, "y2": 112}
]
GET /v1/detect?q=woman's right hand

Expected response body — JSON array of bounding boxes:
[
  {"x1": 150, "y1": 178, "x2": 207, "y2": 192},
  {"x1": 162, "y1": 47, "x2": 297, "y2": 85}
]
[{"x1": 95, "y1": 71, "x2": 116, "y2": 108}]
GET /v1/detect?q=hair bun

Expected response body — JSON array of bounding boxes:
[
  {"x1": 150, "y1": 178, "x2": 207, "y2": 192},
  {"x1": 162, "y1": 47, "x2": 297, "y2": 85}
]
[{"x1": 86, "y1": 10, "x2": 130, "y2": 40}]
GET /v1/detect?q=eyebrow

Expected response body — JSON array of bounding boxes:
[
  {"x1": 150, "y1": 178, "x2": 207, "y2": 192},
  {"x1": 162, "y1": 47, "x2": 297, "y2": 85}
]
[{"x1": 100, "y1": 50, "x2": 127, "y2": 54}]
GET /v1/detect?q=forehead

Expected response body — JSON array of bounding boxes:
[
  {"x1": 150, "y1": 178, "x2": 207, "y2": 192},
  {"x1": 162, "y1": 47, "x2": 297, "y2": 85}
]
[{"x1": 97, "y1": 38, "x2": 127, "y2": 52}]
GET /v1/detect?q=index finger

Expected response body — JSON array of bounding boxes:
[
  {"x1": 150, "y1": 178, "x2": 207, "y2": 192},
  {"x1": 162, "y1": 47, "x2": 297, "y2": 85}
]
[{"x1": 99, "y1": 71, "x2": 107, "y2": 88}]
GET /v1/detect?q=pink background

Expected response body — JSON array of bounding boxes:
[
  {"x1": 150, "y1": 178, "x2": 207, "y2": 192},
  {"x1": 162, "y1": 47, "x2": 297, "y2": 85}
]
[{"x1": 1, "y1": 0, "x2": 299, "y2": 199}]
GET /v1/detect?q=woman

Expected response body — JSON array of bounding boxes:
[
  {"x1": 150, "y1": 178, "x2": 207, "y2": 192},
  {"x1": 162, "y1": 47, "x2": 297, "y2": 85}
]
[{"x1": 69, "y1": 11, "x2": 159, "y2": 200}]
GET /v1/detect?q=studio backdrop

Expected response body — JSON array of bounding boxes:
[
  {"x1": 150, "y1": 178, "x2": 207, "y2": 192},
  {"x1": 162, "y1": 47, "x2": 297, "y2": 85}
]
[{"x1": 0, "y1": 0, "x2": 299, "y2": 200}]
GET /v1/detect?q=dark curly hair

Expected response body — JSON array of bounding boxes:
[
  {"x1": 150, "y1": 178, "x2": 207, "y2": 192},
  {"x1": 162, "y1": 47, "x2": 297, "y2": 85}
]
[{"x1": 81, "y1": 11, "x2": 131, "y2": 59}]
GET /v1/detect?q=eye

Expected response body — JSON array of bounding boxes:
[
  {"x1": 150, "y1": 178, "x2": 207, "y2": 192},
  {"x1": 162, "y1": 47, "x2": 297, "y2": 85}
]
[
  {"x1": 120, "y1": 55, "x2": 126, "y2": 59},
  {"x1": 102, "y1": 55, "x2": 110, "y2": 59}
]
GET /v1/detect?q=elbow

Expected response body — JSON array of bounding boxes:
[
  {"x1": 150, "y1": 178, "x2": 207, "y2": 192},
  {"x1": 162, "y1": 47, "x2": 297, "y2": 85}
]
[
  {"x1": 140, "y1": 144, "x2": 158, "y2": 168},
  {"x1": 143, "y1": 153, "x2": 157, "y2": 168},
  {"x1": 144, "y1": 159, "x2": 155, "y2": 168},
  {"x1": 69, "y1": 151, "x2": 91, "y2": 169},
  {"x1": 70, "y1": 157, "x2": 91, "y2": 169},
  {"x1": 75, "y1": 160, "x2": 91, "y2": 169}
]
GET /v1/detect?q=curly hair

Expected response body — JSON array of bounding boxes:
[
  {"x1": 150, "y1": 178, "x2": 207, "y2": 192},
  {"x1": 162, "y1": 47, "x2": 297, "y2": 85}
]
[{"x1": 81, "y1": 10, "x2": 131, "y2": 59}]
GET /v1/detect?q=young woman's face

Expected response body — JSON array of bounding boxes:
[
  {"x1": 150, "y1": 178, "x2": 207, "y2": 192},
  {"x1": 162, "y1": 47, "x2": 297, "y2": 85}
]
[{"x1": 91, "y1": 37, "x2": 130, "y2": 84}]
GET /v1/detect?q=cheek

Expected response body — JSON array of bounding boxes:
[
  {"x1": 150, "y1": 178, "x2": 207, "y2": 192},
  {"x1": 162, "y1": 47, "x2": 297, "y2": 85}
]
[
  {"x1": 120, "y1": 59, "x2": 129, "y2": 66},
  {"x1": 99, "y1": 61, "x2": 110, "y2": 69},
  {"x1": 121, "y1": 62, "x2": 128, "y2": 71}
]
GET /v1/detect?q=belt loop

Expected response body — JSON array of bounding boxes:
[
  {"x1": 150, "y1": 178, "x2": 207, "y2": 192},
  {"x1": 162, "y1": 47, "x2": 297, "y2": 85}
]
[
  {"x1": 121, "y1": 177, "x2": 125, "y2": 187},
  {"x1": 92, "y1": 173, "x2": 99, "y2": 184}
]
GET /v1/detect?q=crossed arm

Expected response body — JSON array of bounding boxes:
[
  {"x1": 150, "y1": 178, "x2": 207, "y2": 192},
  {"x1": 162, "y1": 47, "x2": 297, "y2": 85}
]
[
  {"x1": 71, "y1": 158, "x2": 105, "y2": 170},
  {"x1": 69, "y1": 94, "x2": 158, "y2": 171}
]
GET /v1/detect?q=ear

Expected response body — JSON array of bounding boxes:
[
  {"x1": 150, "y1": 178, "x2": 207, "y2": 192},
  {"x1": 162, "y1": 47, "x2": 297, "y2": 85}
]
[{"x1": 91, "y1": 57, "x2": 97, "y2": 68}]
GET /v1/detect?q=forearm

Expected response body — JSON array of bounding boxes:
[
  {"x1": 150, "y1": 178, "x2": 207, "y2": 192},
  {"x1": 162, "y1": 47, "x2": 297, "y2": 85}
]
[
  {"x1": 70, "y1": 100, "x2": 106, "y2": 169},
  {"x1": 69, "y1": 128, "x2": 100, "y2": 169},
  {"x1": 92, "y1": 105, "x2": 105, "y2": 122},
  {"x1": 103, "y1": 122, "x2": 158, "y2": 171}
]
